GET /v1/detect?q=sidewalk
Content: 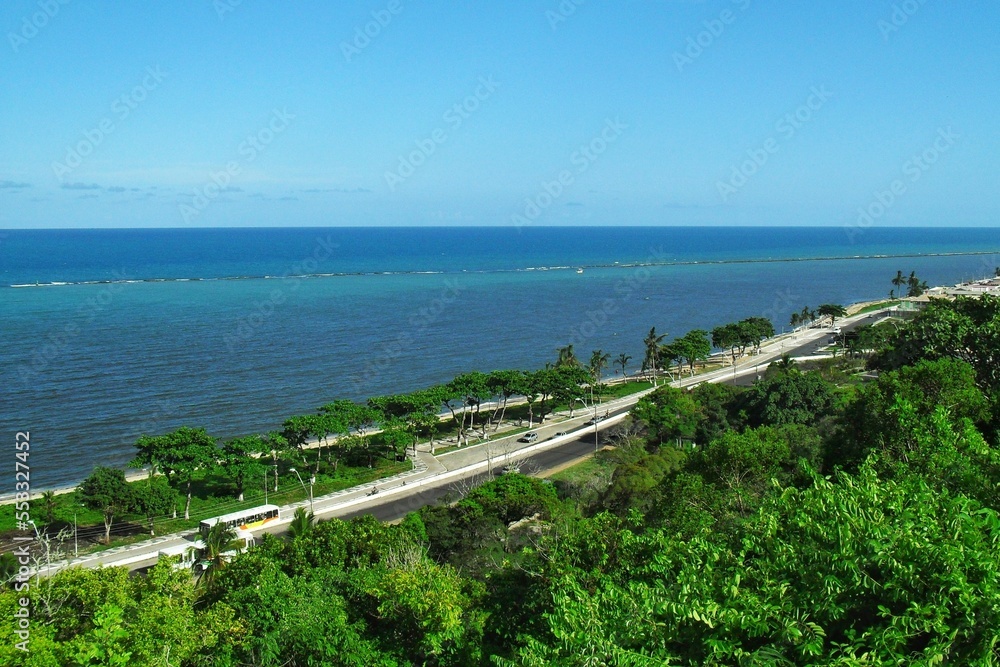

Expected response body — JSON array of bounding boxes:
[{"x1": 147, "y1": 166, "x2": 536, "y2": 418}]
[{"x1": 26, "y1": 307, "x2": 892, "y2": 576}]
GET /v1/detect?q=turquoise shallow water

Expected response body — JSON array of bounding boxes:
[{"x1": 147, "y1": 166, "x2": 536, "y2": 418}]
[{"x1": 2, "y1": 226, "x2": 998, "y2": 487}]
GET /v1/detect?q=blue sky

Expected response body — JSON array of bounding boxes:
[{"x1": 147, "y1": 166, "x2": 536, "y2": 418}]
[{"x1": 1, "y1": 0, "x2": 997, "y2": 228}]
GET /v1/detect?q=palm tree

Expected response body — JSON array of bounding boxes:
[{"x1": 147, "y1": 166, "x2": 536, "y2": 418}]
[
  {"x1": 643, "y1": 327, "x2": 667, "y2": 386},
  {"x1": 773, "y1": 354, "x2": 796, "y2": 371},
  {"x1": 555, "y1": 344, "x2": 581, "y2": 368},
  {"x1": 614, "y1": 353, "x2": 632, "y2": 379},
  {"x1": 40, "y1": 490, "x2": 57, "y2": 524},
  {"x1": 287, "y1": 506, "x2": 315, "y2": 540},
  {"x1": 817, "y1": 303, "x2": 848, "y2": 327},
  {"x1": 789, "y1": 312, "x2": 802, "y2": 328},
  {"x1": 589, "y1": 349, "x2": 611, "y2": 404},
  {"x1": 198, "y1": 522, "x2": 240, "y2": 587},
  {"x1": 589, "y1": 350, "x2": 610, "y2": 384},
  {"x1": 906, "y1": 272, "x2": 928, "y2": 297},
  {"x1": 891, "y1": 270, "x2": 906, "y2": 298}
]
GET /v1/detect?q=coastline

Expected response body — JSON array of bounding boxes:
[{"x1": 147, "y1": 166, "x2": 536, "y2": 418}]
[{"x1": 2, "y1": 284, "x2": 968, "y2": 502}]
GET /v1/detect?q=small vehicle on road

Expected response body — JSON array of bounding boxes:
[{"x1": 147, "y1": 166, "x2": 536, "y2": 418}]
[
  {"x1": 584, "y1": 412, "x2": 611, "y2": 426},
  {"x1": 517, "y1": 432, "x2": 538, "y2": 443}
]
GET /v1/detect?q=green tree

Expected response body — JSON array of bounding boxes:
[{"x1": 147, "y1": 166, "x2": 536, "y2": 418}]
[
  {"x1": 817, "y1": 303, "x2": 847, "y2": 326},
  {"x1": 326, "y1": 400, "x2": 384, "y2": 467},
  {"x1": 614, "y1": 353, "x2": 632, "y2": 379},
  {"x1": 78, "y1": 467, "x2": 134, "y2": 544},
  {"x1": 210, "y1": 551, "x2": 386, "y2": 665},
  {"x1": 711, "y1": 322, "x2": 741, "y2": 363},
  {"x1": 739, "y1": 366, "x2": 835, "y2": 428},
  {"x1": 506, "y1": 468, "x2": 1000, "y2": 666},
  {"x1": 659, "y1": 341, "x2": 683, "y2": 381},
  {"x1": 159, "y1": 427, "x2": 219, "y2": 520},
  {"x1": 129, "y1": 433, "x2": 172, "y2": 482},
  {"x1": 40, "y1": 489, "x2": 57, "y2": 525},
  {"x1": 907, "y1": 270, "x2": 929, "y2": 297},
  {"x1": 834, "y1": 358, "x2": 993, "y2": 472},
  {"x1": 199, "y1": 521, "x2": 240, "y2": 588},
  {"x1": 633, "y1": 386, "x2": 701, "y2": 446},
  {"x1": 219, "y1": 434, "x2": 267, "y2": 501},
  {"x1": 740, "y1": 316, "x2": 774, "y2": 353},
  {"x1": 357, "y1": 559, "x2": 486, "y2": 664},
  {"x1": 555, "y1": 343, "x2": 582, "y2": 368},
  {"x1": 281, "y1": 414, "x2": 314, "y2": 464},
  {"x1": 643, "y1": 327, "x2": 667, "y2": 386},
  {"x1": 601, "y1": 447, "x2": 687, "y2": 516},
  {"x1": 514, "y1": 371, "x2": 541, "y2": 427},
  {"x1": 676, "y1": 329, "x2": 711, "y2": 376},
  {"x1": 588, "y1": 349, "x2": 611, "y2": 395},
  {"x1": 486, "y1": 369, "x2": 525, "y2": 431},
  {"x1": 690, "y1": 381, "x2": 742, "y2": 445},
  {"x1": 872, "y1": 295, "x2": 1000, "y2": 392},
  {"x1": 443, "y1": 371, "x2": 490, "y2": 446},
  {"x1": 131, "y1": 476, "x2": 177, "y2": 536},
  {"x1": 287, "y1": 506, "x2": 315, "y2": 540},
  {"x1": 891, "y1": 269, "x2": 906, "y2": 297}
]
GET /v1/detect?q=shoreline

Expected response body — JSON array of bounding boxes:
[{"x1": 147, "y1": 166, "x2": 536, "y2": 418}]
[{"x1": 8, "y1": 277, "x2": 997, "y2": 500}]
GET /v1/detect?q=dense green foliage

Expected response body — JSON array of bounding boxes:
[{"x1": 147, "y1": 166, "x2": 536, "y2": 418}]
[{"x1": 5, "y1": 296, "x2": 1000, "y2": 664}]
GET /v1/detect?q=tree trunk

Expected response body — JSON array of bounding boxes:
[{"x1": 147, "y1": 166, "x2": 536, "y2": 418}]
[
  {"x1": 104, "y1": 515, "x2": 113, "y2": 544},
  {"x1": 494, "y1": 396, "x2": 510, "y2": 432},
  {"x1": 184, "y1": 481, "x2": 192, "y2": 520}
]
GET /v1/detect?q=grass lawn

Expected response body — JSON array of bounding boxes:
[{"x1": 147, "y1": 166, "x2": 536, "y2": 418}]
[
  {"x1": 854, "y1": 300, "x2": 901, "y2": 315},
  {"x1": 546, "y1": 455, "x2": 610, "y2": 485},
  {"x1": 0, "y1": 457, "x2": 411, "y2": 549},
  {"x1": 545, "y1": 451, "x2": 617, "y2": 506},
  {"x1": 597, "y1": 380, "x2": 654, "y2": 399}
]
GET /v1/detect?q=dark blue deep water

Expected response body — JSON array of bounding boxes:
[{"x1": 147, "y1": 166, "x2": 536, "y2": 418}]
[{"x1": 2, "y1": 226, "x2": 998, "y2": 487}]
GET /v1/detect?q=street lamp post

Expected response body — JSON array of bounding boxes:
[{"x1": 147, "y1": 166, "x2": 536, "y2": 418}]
[
  {"x1": 577, "y1": 398, "x2": 599, "y2": 453},
  {"x1": 288, "y1": 468, "x2": 314, "y2": 514},
  {"x1": 73, "y1": 511, "x2": 78, "y2": 558}
]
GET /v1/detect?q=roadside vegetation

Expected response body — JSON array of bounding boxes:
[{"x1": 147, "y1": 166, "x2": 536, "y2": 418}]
[
  {"x1": 10, "y1": 290, "x2": 999, "y2": 664},
  {"x1": 0, "y1": 362, "x2": 652, "y2": 548}
]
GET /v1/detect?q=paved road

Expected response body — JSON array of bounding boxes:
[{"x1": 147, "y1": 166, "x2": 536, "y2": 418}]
[
  {"x1": 28, "y1": 306, "x2": 896, "y2": 576},
  {"x1": 338, "y1": 431, "x2": 607, "y2": 523}
]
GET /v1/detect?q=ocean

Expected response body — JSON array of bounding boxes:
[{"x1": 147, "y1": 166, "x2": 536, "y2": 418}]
[{"x1": 2, "y1": 226, "x2": 998, "y2": 488}]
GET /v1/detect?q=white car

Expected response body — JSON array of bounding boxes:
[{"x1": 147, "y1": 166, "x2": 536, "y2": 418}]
[{"x1": 517, "y1": 432, "x2": 538, "y2": 443}]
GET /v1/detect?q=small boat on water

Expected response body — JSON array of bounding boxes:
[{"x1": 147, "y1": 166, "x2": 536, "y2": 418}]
[{"x1": 576, "y1": 268, "x2": 584, "y2": 274}]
